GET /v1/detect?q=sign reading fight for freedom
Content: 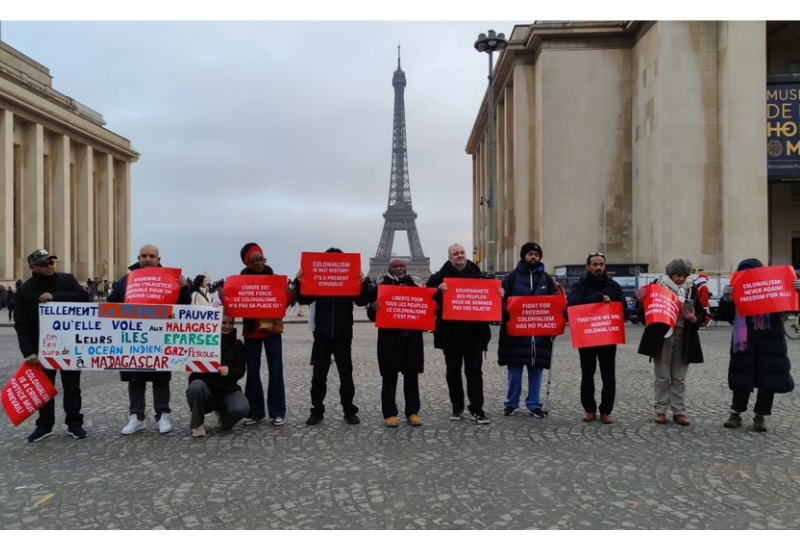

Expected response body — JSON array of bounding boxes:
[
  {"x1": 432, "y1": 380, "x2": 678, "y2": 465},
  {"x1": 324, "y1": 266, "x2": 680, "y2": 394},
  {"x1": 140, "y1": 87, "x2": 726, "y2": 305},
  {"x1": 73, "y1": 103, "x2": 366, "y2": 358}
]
[
  {"x1": 2, "y1": 363, "x2": 58, "y2": 426},
  {"x1": 442, "y1": 278, "x2": 502, "y2": 322},
  {"x1": 36, "y1": 302, "x2": 221, "y2": 372},
  {"x1": 223, "y1": 275, "x2": 287, "y2": 318},
  {"x1": 300, "y1": 252, "x2": 362, "y2": 296},
  {"x1": 730, "y1": 265, "x2": 799, "y2": 316},
  {"x1": 642, "y1": 285, "x2": 681, "y2": 328},
  {"x1": 124, "y1": 267, "x2": 182, "y2": 304},
  {"x1": 505, "y1": 293, "x2": 567, "y2": 336},
  {"x1": 567, "y1": 302, "x2": 626, "y2": 349},
  {"x1": 375, "y1": 286, "x2": 436, "y2": 331}
]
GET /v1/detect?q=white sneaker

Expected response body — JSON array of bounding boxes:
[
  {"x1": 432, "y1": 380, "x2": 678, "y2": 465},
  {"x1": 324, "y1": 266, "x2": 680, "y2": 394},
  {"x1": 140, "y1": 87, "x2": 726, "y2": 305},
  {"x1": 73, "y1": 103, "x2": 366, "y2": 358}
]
[
  {"x1": 157, "y1": 413, "x2": 172, "y2": 434},
  {"x1": 272, "y1": 417, "x2": 285, "y2": 426},
  {"x1": 121, "y1": 414, "x2": 145, "y2": 435},
  {"x1": 215, "y1": 411, "x2": 223, "y2": 428}
]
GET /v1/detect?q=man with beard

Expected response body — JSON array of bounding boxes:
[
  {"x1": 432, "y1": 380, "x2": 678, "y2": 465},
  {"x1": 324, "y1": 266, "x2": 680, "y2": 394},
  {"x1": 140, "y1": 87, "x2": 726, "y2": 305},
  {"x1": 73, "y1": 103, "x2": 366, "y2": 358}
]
[
  {"x1": 498, "y1": 242, "x2": 560, "y2": 418},
  {"x1": 427, "y1": 243, "x2": 504, "y2": 424},
  {"x1": 368, "y1": 258, "x2": 425, "y2": 427},
  {"x1": 108, "y1": 244, "x2": 191, "y2": 435},
  {"x1": 15, "y1": 249, "x2": 90, "y2": 442},
  {"x1": 566, "y1": 253, "x2": 625, "y2": 423}
]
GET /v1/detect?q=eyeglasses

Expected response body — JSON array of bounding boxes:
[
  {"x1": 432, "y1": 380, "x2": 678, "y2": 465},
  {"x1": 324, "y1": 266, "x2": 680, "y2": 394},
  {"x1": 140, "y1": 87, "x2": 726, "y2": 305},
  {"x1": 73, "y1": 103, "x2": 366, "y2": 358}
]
[
  {"x1": 250, "y1": 257, "x2": 266, "y2": 264},
  {"x1": 35, "y1": 260, "x2": 56, "y2": 267},
  {"x1": 588, "y1": 252, "x2": 605, "y2": 258}
]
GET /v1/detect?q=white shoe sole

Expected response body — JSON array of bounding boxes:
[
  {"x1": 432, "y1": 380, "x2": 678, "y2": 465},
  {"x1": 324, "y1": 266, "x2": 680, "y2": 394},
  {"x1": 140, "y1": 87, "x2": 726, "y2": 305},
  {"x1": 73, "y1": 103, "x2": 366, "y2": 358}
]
[
  {"x1": 121, "y1": 424, "x2": 145, "y2": 435},
  {"x1": 158, "y1": 424, "x2": 172, "y2": 434}
]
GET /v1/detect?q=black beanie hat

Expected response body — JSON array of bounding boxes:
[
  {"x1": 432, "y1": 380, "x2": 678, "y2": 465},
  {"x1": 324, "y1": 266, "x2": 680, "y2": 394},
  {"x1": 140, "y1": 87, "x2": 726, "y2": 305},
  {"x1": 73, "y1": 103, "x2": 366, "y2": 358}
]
[{"x1": 520, "y1": 242, "x2": 543, "y2": 260}]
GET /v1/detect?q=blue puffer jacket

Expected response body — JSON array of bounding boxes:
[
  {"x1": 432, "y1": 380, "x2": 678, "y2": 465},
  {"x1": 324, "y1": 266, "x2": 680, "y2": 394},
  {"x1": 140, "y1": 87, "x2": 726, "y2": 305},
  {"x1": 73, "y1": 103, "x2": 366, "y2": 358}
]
[{"x1": 497, "y1": 260, "x2": 558, "y2": 368}]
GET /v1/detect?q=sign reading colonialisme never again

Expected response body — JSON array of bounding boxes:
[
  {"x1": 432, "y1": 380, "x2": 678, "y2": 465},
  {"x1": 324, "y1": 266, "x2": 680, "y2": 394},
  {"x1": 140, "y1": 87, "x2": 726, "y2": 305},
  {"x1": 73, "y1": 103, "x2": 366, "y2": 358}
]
[
  {"x1": 37, "y1": 302, "x2": 221, "y2": 372},
  {"x1": 768, "y1": 79, "x2": 800, "y2": 181}
]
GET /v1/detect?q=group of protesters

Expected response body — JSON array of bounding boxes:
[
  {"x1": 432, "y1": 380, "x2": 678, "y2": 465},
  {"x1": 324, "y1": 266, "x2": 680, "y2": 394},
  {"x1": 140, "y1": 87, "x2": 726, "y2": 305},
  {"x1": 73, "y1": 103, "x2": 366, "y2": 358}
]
[{"x1": 11, "y1": 240, "x2": 798, "y2": 443}]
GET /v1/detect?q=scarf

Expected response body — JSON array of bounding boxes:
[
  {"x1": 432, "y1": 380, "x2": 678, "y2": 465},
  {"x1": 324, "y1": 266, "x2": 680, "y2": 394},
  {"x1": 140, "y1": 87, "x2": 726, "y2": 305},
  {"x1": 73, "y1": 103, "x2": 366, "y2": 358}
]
[
  {"x1": 732, "y1": 312, "x2": 771, "y2": 352},
  {"x1": 656, "y1": 273, "x2": 692, "y2": 328}
]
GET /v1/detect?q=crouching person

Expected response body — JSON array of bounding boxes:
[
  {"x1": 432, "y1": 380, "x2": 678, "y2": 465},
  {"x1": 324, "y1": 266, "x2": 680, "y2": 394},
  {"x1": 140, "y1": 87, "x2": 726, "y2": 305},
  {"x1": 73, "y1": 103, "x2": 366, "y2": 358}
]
[{"x1": 186, "y1": 314, "x2": 249, "y2": 437}]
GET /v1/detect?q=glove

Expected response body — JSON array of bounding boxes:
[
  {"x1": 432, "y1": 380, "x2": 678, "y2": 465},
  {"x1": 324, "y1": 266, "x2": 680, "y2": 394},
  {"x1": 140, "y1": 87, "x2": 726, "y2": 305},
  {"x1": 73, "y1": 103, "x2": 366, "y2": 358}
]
[
  {"x1": 635, "y1": 286, "x2": 647, "y2": 300},
  {"x1": 722, "y1": 284, "x2": 734, "y2": 301},
  {"x1": 793, "y1": 279, "x2": 800, "y2": 291}
]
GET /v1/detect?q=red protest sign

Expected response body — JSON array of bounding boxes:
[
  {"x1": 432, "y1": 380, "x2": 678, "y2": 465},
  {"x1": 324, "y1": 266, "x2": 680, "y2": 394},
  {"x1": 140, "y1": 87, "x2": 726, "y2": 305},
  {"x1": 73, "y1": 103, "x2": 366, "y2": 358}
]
[
  {"x1": 442, "y1": 278, "x2": 502, "y2": 322},
  {"x1": 568, "y1": 302, "x2": 626, "y2": 349},
  {"x1": 375, "y1": 285, "x2": 436, "y2": 331},
  {"x1": 506, "y1": 293, "x2": 567, "y2": 336},
  {"x1": 731, "y1": 265, "x2": 799, "y2": 316},
  {"x1": 300, "y1": 252, "x2": 362, "y2": 296},
  {"x1": 643, "y1": 284, "x2": 680, "y2": 328},
  {"x1": 223, "y1": 275, "x2": 288, "y2": 318},
  {"x1": 125, "y1": 267, "x2": 182, "y2": 304},
  {"x1": 2, "y1": 363, "x2": 58, "y2": 427}
]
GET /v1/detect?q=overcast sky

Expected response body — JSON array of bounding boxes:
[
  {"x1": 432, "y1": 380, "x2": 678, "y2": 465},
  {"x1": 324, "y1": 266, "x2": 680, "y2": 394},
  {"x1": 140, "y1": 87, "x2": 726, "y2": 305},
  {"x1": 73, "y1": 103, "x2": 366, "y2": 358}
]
[{"x1": 2, "y1": 19, "x2": 523, "y2": 281}]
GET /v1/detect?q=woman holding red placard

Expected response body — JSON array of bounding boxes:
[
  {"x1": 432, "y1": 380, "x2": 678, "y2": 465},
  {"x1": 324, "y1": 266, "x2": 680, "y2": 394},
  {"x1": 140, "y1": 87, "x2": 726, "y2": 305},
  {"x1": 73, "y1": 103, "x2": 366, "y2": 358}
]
[
  {"x1": 716, "y1": 258, "x2": 797, "y2": 432},
  {"x1": 636, "y1": 258, "x2": 705, "y2": 426}
]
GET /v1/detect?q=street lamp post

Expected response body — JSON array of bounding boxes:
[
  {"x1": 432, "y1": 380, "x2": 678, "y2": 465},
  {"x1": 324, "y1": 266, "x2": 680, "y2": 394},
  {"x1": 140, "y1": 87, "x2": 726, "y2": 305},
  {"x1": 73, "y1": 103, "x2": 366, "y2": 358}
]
[{"x1": 474, "y1": 30, "x2": 507, "y2": 275}]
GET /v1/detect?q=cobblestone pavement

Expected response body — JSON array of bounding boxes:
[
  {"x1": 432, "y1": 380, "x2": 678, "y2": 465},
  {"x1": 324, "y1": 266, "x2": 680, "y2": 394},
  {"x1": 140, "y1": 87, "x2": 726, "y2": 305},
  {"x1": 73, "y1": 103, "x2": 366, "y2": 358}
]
[{"x1": 1, "y1": 312, "x2": 800, "y2": 530}]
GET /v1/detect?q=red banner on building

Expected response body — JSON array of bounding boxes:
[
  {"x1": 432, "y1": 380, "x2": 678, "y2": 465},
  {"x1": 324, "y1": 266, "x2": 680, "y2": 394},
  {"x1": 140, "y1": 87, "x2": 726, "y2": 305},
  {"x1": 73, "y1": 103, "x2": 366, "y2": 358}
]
[
  {"x1": 506, "y1": 292, "x2": 567, "y2": 336},
  {"x1": 124, "y1": 267, "x2": 182, "y2": 304},
  {"x1": 2, "y1": 363, "x2": 58, "y2": 427},
  {"x1": 300, "y1": 252, "x2": 362, "y2": 296},
  {"x1": 442, "y1": 278, "x2": 502, "y2": 322},
  {"x1": 643, "y1": 284, "x2": 680, "y2": 328},
  {"x1": 568, "y1": 302, "x2": 626, "y2": 349},
  {"x1": 730, "y1": 265, "x2": 799, "y2": 316},
  {"x1": 375, "y1": 285, "x2": 436, "y2": 331},
  {"x1": 223, "y1": 275, "x2": 288, "y2": 318}
]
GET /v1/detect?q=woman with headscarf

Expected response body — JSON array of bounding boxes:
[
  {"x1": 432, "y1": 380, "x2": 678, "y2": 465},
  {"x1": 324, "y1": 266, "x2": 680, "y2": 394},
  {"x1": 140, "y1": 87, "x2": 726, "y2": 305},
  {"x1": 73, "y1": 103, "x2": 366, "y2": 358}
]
[
  {"x1": 717, "y1": 258, "x2": 798, "y2": 432},
  {"x1": 636, "y1": 258, "x2": 705, "y2": 426}
]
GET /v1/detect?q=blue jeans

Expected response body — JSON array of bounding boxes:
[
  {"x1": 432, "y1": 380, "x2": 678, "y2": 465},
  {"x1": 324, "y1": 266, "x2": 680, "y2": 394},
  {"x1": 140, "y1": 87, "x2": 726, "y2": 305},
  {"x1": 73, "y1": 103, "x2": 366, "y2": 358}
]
[
  {"x1": 244, "y1": 335, "x2": 286, "y2": 419},
  {"x1": 504, "y1": 365, "x2": 543, "y2": 411}
]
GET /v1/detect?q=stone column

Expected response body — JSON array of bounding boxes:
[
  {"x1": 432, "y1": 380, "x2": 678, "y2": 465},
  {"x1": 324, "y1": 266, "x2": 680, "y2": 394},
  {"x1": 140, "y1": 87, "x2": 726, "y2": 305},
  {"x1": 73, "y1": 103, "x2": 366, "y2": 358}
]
[
  {"x1": 96, "y1": 153, "x2": 114, "y2": 279},
  {"x1": 0, "y1": 109, "x2": 12, "y2": 281},
  {"x1": 74, "y1": 143, "x2": 94, "y2": 281},
  {"x1": 114, "y1": 160, "x2": 131, "y2": 280},
  {"x1": 51, "y1": 134, "x2": 72, "y2": 273},
  {"x1": 718, "y1": 21, "x2": 768, "y2": 269},
  {"x1": 22, "y1": 122, "x2": 44, "y2": 266}
]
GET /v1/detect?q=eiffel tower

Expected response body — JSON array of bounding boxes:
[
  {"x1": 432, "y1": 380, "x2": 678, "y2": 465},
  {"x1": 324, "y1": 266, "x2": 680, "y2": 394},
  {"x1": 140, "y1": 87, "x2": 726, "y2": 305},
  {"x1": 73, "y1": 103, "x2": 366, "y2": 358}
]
[{"x1": 368, "y1": 46, "x2": 431, "y2": 283}]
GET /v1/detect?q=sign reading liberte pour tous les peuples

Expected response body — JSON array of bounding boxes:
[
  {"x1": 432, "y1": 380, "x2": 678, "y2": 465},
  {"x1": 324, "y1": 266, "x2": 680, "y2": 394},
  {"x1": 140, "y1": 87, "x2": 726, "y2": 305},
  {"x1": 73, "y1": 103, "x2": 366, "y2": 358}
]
[{"x1": 37, "y1": 302, "x2": 222, "y2": 373}]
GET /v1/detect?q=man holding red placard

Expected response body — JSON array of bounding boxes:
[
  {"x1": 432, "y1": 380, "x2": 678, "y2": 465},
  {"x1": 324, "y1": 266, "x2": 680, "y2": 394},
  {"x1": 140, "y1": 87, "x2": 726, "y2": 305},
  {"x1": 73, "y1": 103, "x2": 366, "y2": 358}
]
[
  {"x1": 108, "y1": 244, "x2": 191, "y2": 436},
  {"x1": 295, "y1": 247, "x2": 371, "y2": 426},
  {"x1": 566, "y1": 253, "x2": 625, "y2": 424},
  {"x1": 717, "y1": 258, "x2": 798, "y2": 432},
  {"x1": 426, "y1": 243, "x2": 503, "y2": 424},
  {"x1": 367, "y1": 258, "x2": 426, "y2": 428},
  {"x1": 498, "y1": 242, "x2": 560, "y2": 418},
  {"x1": 14, "y1": 248, "x2": 90, "y2": 442}
]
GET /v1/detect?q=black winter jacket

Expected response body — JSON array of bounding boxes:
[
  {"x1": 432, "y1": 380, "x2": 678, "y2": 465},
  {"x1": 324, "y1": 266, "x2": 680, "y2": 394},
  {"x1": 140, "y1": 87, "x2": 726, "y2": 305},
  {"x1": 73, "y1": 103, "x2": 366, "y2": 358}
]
[
  {"x1": 637, "y1": 284, "x2": 705, "y2": 364},
  {"x1": 716, "y1": 298, "x2": 794, "y2": 394},
  {"x1": 15, "y1": 272, "x2": 89, "y2": 358},
  {"x1": 426, "y1": 260, "x2": 492, "y2": 352},
  {"x1": 107, "y1": 262, "x2": 191, "y2": 382},
  {"x1": 367, "y1": 274, "x2": 425, "y2": 376},
  {"x1": 188, "y1": 328, "x2": 246, "y2": 393},
  {"x1": 566, "y1": 271, "x2": 626, "y2": 310},
  {"x1": 497, "y1": 260, "x2": 558, "y2": 368},
  {"x1": 296, "y1": 278, "x2": 370, "y2": 339}
]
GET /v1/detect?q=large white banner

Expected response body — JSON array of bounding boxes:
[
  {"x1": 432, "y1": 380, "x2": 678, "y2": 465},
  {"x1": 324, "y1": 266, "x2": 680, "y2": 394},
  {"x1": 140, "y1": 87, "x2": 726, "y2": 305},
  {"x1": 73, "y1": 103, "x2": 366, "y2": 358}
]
[{"x1": 38, "y1": 302, "x2": 221, "y2": 372}]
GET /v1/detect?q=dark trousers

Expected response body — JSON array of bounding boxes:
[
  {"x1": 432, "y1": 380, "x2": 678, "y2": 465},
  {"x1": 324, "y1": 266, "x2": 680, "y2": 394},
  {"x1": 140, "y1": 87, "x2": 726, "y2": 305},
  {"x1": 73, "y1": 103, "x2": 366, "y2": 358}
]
[
  {"x1": 244, "y1": 335, "x2": 286, "y2": 419},
  {"x1": 381, "y1": 371, "x2": 420, "y2": 419},
  {"x1": 37, "y1": 370, "x2": 83, "y2": 429},
  {"x1": 186, "y1": 380, "x2": 249, "y2": 429},
  {"x1": 732, "y1": 390, "x2": 775, "y2": 416},
  {"x1": 129, "y1": 376, "x2": 170, "y2": 420},
  {"x1": 310, "y1": 335, "x2": 358, "y2": 416},
  {"x1": 443, "y1": 332, "x2": 484, "y2": 415},
  {"x1": 579, "y1": 345, "x2": 616, "y2": 415}
]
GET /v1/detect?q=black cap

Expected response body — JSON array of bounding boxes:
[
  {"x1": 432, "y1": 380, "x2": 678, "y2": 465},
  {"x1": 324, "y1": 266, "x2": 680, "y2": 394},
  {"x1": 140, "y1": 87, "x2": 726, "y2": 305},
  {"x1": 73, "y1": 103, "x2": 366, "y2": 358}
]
[{"x1": 27, "y1": 249, "x2": 58, "y2": 265}]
